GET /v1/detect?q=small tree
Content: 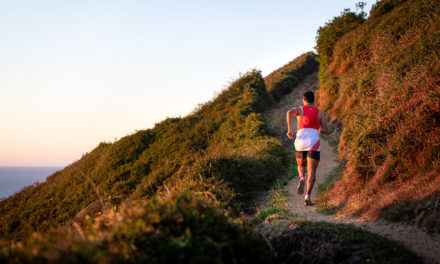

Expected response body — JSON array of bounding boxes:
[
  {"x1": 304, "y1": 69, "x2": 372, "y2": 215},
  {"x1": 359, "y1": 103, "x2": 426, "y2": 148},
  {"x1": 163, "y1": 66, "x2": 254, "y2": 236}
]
[{"x1": 356, "y1": 1, "x2": 367, "y2": 18}]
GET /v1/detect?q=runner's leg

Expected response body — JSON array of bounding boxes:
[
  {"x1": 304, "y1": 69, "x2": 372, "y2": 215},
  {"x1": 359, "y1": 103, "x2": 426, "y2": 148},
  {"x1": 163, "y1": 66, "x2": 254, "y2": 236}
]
[
  {"x1": 306, "y1": 157, "x2": 319, "y2": 194},
  {"x1": 296, "y1": 158, "x2": 306, "y2": 178},
  {"x1": 296, "y1": 152, "x2": 307, "y2": 195}
]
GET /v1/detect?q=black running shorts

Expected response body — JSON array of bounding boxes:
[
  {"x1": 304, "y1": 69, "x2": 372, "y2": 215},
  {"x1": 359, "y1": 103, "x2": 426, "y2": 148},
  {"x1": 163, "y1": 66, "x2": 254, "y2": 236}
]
[{"x1": 295, "y1": 150, "x2": 320, "y2": 161}]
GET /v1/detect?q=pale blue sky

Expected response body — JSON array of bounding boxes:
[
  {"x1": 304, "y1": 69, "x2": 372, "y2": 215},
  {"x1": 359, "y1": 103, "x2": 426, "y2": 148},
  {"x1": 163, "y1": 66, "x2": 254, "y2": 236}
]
[{"x1": 0, "y1": 0, "x2": 375, "y2": 166}]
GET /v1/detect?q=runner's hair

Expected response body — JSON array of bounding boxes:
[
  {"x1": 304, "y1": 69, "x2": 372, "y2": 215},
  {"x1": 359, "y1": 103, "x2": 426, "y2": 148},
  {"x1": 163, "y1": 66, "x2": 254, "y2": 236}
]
[{"x1": 303, "y1": 91, "x2": 315, "y2": 103}]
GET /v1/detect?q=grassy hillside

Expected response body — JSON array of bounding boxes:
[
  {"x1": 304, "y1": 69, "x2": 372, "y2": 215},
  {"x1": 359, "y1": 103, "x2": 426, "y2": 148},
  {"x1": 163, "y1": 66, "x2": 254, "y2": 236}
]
[
  {"x1": 315, "y1": 0, "x2": 440, "y2": 227},
  {"x1": 0, "y1": 52, "x2": 323, "y2": 262},
  {"x1": 0, "y1": 69, "x2": 286, "y2": 243},
  {"x1": 264, "y1": 52, "x2": 318, "y2": 101},
  {"x1": 0, "y1": 46, "x2": 422, "y2": 262}
]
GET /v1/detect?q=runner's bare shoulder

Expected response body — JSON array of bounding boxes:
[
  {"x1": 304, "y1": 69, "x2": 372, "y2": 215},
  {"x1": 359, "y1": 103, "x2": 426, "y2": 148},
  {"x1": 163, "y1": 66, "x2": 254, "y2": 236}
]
[{"x1": 288, "y1": 107, "x2": 303, "y2": 116}]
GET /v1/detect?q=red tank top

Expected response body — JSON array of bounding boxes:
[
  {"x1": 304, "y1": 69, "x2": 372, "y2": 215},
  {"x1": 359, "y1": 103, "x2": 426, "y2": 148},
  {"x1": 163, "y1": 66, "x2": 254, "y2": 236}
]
[{"x1": 297, "y1": 106, "x2": 320, "y2": 131}]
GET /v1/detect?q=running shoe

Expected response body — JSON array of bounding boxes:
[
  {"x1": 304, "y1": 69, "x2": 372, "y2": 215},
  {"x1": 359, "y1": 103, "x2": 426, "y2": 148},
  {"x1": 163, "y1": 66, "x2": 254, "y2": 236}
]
[
  {"x1": 304, "y1": 194, "x2": 313, "y2": 206},
  {"x1": 297, "y1": 177, "x2": 305, "y2": 195}
]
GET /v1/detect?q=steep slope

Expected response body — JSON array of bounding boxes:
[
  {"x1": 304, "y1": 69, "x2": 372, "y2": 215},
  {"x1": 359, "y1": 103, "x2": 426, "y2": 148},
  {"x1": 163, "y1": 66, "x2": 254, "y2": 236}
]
[
  {"x1": 264, "y1": 52, "x2": 318, "y2": 101},
  {"x1": 315, "y1": 0, "x2": 440, "y2": 227},
  {"x1": 0, "y1": 53, "x2": 318, "y2": 249},
  {"x1": 0, "y1": 70, "x2": 281, "y2": 243},
  {"x1": 0, "y1": 54, "x2": 320, "y2": 262}
]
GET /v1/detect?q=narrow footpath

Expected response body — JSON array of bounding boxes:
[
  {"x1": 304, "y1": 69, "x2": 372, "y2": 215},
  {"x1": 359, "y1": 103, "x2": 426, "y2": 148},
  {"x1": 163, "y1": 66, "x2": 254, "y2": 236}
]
[{"x1": 263, "y1": 72, "x2": 440, "y2": 264}]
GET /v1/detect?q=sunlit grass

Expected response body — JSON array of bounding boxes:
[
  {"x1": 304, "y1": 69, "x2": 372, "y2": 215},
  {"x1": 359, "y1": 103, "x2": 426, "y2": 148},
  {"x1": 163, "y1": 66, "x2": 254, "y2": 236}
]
[{"x1": 315, "y1": 0, "x2": 440, "y2": 219}]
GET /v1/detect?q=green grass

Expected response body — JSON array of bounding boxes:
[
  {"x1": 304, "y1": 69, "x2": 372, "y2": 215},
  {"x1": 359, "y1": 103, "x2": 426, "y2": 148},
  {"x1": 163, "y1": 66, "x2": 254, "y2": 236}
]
[
  {"x1": 317, "y1": 122, "x2": 344, "y2": 215},
  {"x1": 317, "y1": 164, "x2": 344, "y2": 195},
  {"x1": 316, "y1": 158, "x2": 344, "y2": 215},
  {"x1": 254, "y1": 154, "x2": 300, "y2": 223},
  {"x1": 317, "y1": 118, "x2": 343, "y2": 196},
  {"x1": 314, "y1": 162, "x2": 343, "y2": 215},
  {"x1": 254, "y1": 182, "x2": 292, "y2": 223},
  {"x1": 320, "y1": 126, "x2": 340, "y2": 152},
  {"x1": 287, "y1": 156, "x2": 299, "y2": 179},
  {"x1": 317, "y1": 205, "x2": 339, "y2": 215},
  {"x1": 277, "y1": 157, "x2": 299, "y2": 187}
]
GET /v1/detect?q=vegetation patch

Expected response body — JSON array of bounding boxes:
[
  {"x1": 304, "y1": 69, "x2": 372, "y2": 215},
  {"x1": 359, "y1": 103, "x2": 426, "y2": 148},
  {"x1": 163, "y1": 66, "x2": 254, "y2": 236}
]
[
  {"x1": 317, "y1": 120, "x2": 344, "y2": 197},
  {"x1": 317, "y1": 205, "x2": 339, "y2": 216},
  {"x1": 0, "y1": 193, "x2": 273, "y2": 264},
  {"x1": 254, "y1": 157, "x2": 299, "y2": 223},
  {"x1": 265, "y1": 52, "x2": 318, "y2": 101},
  {"x1": 317, "y1": 165, "x2": 344, "y2": 196},
  {"x1": 254, "y1": 184, "x2": 292, "y2": 224},
  {"x1": 268, "y1": 221, "x2": 422, "y2": 264},
  {"x1": 315, "y1": 0, "x2": 440, "y2": 219},
  {"x1": 382, "y1": 192, "x2": 440, "y2": 234},
  {"x1": 319, "y1": 120, "x2": 342, "y2": 152}
]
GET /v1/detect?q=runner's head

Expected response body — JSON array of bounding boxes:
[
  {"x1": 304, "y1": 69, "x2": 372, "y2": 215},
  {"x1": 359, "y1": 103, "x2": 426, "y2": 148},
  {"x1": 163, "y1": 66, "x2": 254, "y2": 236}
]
[{"x1": 303, "y1": 91, "x2": 315, "y2": 104}]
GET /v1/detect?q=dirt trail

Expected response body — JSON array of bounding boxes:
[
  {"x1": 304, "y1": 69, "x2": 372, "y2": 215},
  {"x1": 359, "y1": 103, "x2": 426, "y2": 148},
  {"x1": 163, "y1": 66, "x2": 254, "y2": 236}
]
[{"x1": 263, "y1": 72, "x2": 440, "y2": 264}]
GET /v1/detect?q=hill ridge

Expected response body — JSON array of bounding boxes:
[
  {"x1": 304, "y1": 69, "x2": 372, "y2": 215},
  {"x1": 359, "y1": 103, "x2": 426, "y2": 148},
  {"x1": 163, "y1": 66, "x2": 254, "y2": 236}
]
[{"x1": 0, "y1": 53, "x2": 318, "y2": 244}]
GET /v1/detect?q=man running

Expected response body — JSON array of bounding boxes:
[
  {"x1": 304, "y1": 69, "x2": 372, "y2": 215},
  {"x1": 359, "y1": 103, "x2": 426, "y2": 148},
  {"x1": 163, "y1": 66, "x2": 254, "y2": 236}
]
[{"x1": 286, "y1": 91, "x2": 328, "y2": 205}]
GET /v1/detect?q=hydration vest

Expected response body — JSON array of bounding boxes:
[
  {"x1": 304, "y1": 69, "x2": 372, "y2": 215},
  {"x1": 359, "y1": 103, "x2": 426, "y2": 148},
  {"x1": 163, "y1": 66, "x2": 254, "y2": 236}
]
[{"x1": 297, "y1": 105, "x2": 320, "y2": 131}]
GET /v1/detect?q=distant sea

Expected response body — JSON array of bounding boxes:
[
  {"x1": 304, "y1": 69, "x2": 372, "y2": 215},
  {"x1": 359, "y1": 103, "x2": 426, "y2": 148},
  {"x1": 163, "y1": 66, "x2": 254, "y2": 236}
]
[{"x1": 0, "y1": 166, "x2": 63, "y2": 199}]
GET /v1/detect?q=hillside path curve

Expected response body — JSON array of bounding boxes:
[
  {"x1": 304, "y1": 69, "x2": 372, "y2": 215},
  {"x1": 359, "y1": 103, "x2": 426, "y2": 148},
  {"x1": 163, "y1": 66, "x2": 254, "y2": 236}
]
[{"x1": 263, "y1": 72, "x2": 440, "y2": 264}]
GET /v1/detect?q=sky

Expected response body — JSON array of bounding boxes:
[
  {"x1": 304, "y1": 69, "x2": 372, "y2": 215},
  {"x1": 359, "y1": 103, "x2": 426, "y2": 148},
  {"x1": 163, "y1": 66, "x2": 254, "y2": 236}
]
[{"x1": 0, "y1": 0, "x2": 376, "y2": 166}]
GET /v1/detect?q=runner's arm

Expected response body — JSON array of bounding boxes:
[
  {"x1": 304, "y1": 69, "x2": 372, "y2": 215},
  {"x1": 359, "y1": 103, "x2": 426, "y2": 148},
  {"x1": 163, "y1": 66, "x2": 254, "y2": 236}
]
[
  {"x1": 318, "y1": 110, "x2": 328, "y2": 134},
  {"x1": 286, "y1": 107, "x2": 300, "y2": 139}
]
